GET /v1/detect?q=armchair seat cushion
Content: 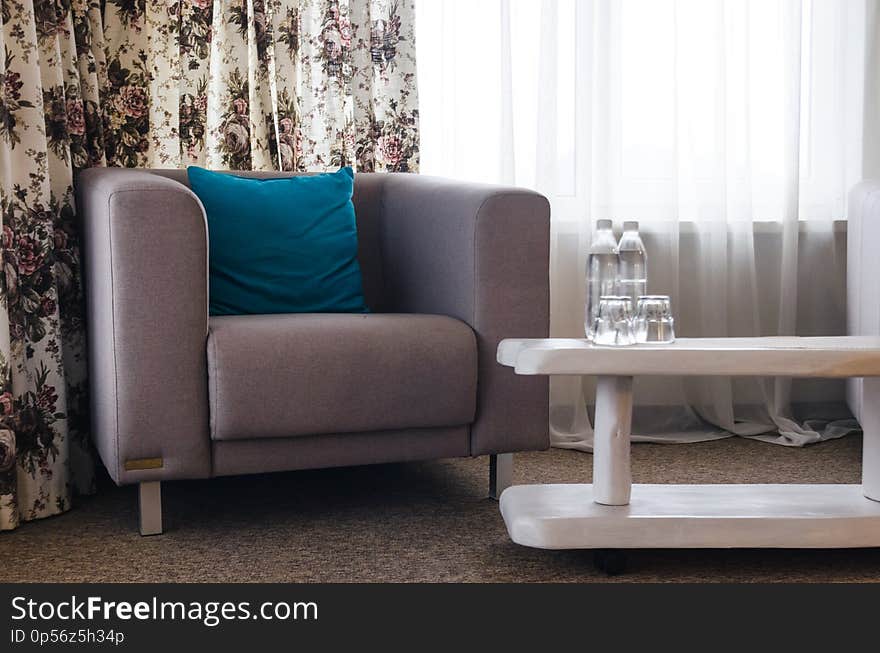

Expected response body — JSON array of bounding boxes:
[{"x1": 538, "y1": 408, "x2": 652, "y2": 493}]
[{"x1": 207, "y1": 313, "x2": 478, "y2": 441}]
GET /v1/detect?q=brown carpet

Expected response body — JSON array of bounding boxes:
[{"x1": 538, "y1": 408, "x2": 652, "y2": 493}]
[{"x1": 2, "y1": 435, "x2": 879, "y2": 582}]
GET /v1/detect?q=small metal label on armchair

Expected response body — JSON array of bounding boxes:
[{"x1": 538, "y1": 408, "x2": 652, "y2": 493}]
[{"x1": 124, "y1": 457, "x2": 164, "y2": 471}]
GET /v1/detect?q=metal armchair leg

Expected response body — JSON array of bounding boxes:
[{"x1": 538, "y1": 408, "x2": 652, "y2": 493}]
[
  {"x1": 138, "y1": 481, "x2": 163, "y2": 536},
  {"x1": 489, "y1": 453, "x2": 513, "y2": 500}
]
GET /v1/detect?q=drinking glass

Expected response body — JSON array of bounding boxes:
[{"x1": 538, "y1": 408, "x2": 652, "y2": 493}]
[
  {"x1": 592, "y1": 296, "x2": 636, "y2": 346},
  {"x1": 634, "y1": 295, "x2": 675, "y2": 343}
]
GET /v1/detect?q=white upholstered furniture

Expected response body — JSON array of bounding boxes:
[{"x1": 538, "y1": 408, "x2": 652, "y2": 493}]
[{"x1": 847, "y1": 181, "x2": 880, "y2": 422}]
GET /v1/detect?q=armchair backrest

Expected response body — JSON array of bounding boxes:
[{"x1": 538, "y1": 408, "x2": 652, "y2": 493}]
[{"x1": 145, "y1": 169, "x2": 388, "y2": 311}]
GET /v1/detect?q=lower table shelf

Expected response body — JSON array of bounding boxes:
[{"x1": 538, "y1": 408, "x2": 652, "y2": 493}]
[{"x1": 499, "y1": 484, "x2": 880, "y2": 550}]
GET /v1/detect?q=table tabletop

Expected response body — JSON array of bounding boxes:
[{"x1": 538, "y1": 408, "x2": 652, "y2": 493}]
[{"x1": 497, "y1": 336, "x2": 880, "y2": 378}]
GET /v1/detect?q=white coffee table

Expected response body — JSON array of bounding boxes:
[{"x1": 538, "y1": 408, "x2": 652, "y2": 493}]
[{"x1": 497, "y1": 337, "x2": 880, "y2": 561}]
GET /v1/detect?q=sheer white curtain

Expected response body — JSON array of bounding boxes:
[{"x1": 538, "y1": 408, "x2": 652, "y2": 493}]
[{"x1": 416, "y1": 0, "x2": 872, "y2": 447}]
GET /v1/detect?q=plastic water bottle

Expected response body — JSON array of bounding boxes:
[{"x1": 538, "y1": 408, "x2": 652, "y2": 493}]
[
  {"x1": 585, "y1": 219, "x2": 619, "y2": 339},
  {"x1": 617, "y1": 220, "x2": 647, "y2": 306}
]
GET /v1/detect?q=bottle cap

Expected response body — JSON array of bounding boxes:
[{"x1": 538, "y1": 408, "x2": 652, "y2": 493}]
[
  {"x1": 624, "y1": 220, "x2": 639, "y2": 231},
  {"x1": 596, "y1": 219, "x2": 613, "y2": 230}
]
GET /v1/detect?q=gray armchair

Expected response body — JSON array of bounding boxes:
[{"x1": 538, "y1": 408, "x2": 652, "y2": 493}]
[{"x1": 77, "y1": 169, "x2": 550, "y2": 534}]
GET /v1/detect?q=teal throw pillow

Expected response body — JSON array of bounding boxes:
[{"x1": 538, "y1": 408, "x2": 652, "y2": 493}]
[{"x1": 187, "y1": 166, "x2": 368, "y2": 316}]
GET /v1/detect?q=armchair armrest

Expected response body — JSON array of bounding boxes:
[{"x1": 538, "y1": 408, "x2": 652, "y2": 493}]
[
  {"x1": 379, "y1": 174, "x2": 550, "y2": 454},
  {"x1": 77, "y1": 168, "x2": 211, "y2": 485}
]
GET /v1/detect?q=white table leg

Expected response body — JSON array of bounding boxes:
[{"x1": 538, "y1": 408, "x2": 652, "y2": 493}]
[
  {"x1": 593, "y1": 375, "x2": 634, "y2": 506},
  {"x1": 862, "y1": 377, "x2": 880, "y2": 502}
]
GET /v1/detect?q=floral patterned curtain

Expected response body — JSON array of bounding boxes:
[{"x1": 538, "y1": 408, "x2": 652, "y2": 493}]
[
  {"x1": 0, "y1": 0, "x2": 419, "y2": 531},
  {"x1": 103, "y1": 0, "x2": 419, "y2": 170}
]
